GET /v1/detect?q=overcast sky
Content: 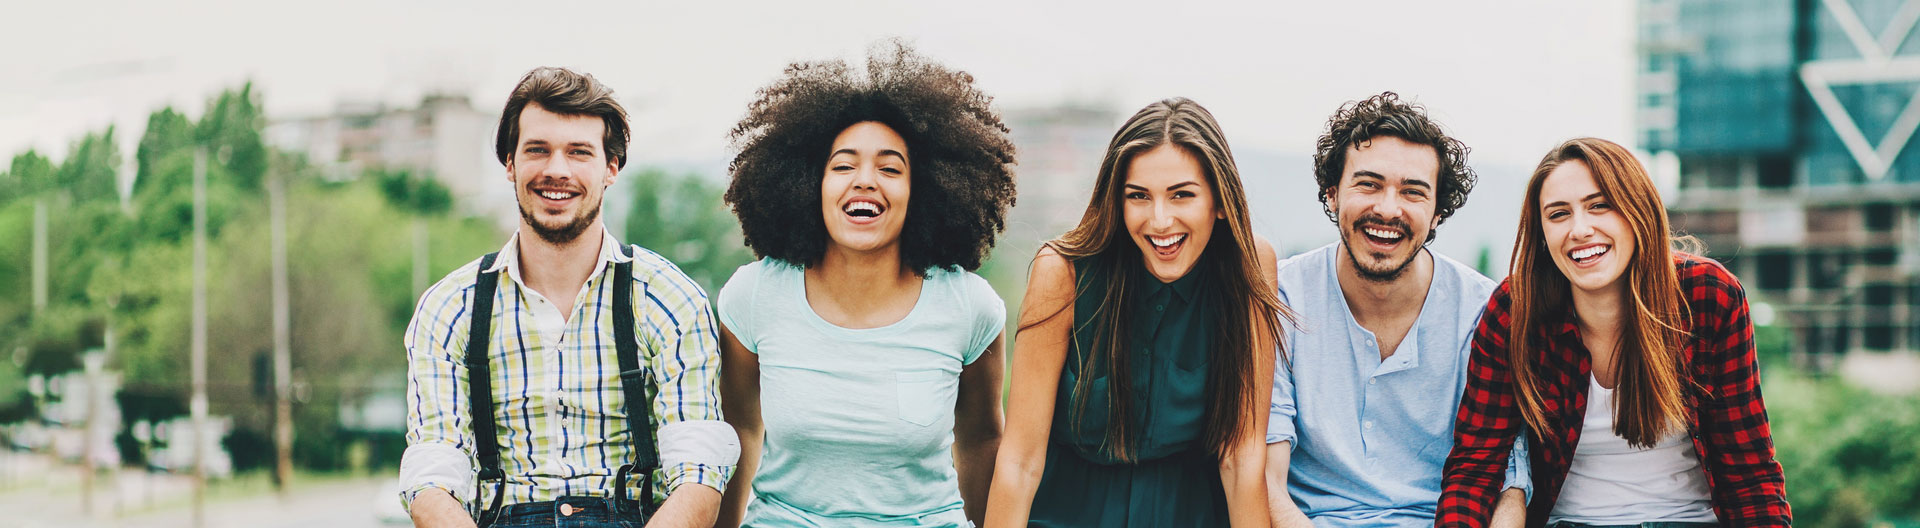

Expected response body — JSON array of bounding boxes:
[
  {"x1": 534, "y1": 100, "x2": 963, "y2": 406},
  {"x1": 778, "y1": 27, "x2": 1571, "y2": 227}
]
[{"x1": 2, "y1": 0, "x2": 1636, "y2": 172}]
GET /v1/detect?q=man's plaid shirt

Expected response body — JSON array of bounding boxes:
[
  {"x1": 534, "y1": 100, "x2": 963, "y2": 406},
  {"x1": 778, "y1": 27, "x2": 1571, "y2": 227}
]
[
  {"x1": 1439, "y1": 253, "x2": 1789, "y2": 527},
  {"x1": 400, "y1": 229, "x2": 729, "y2": 512}
]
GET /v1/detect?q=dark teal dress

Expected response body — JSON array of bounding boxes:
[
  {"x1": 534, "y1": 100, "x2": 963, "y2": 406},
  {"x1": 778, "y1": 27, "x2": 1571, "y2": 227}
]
[{"x1": 1029, "y1": 256, "x2": 1228, "y2": 527}]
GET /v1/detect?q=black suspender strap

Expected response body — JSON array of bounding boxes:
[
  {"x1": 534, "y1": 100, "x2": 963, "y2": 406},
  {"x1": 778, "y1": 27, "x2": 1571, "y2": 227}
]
[
  {"x1": 464, "y1": 252, "x2": 507, "y2": 527},
  {"x1": 611, "y1": 244, "x2": 660, "y2": 519},
  {"x1": 464, "y1": 246, "x2": 658, "y2": 524}
]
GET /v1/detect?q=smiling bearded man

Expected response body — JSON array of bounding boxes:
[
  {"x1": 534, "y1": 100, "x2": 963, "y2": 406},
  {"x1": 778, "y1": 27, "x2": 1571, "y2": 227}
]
[
  {"x1": 1263, "y1": 92, "x2": 1534, "y2": 528},
  {"x1": 400, "y1": 67, "x2": 739, "y2": 528}
]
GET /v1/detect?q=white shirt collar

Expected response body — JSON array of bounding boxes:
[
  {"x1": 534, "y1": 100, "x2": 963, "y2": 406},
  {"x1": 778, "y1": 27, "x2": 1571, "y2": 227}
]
[{"x1": 484, "y1": 223, "x2": 633, "y2": 286}]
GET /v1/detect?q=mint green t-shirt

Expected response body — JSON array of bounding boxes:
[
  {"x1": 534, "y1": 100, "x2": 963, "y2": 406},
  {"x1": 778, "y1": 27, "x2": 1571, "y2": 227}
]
[{"x1": 716, "y1": 259, "x2": 1005, "y2": 527}]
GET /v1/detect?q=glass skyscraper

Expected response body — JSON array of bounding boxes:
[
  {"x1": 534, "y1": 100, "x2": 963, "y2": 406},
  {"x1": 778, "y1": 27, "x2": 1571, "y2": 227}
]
[{"x1": 1640, "y1": 0, "x2": 1920, "y2": 363}]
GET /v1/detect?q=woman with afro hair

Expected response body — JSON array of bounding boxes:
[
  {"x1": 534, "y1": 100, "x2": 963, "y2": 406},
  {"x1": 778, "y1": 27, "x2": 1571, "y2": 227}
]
[{"x1": 714, "y1": 40, "x2": 1017, "y2": 528}]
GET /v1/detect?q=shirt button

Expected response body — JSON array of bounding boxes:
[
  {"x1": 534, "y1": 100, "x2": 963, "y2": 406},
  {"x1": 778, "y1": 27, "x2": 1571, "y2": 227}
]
[
  {"x1": 559, "y1": 503, "x2": 574, "y2": 516},
  {"x1": 1155, "y1": 304, "x2": 1164, "y2": 312},
  {"x1": 1364, "y1": 421, "x2": 1374, "y2": 430},
  {"x1": 1368, "y1": 378, "x2": 1377, "y2": 386}
]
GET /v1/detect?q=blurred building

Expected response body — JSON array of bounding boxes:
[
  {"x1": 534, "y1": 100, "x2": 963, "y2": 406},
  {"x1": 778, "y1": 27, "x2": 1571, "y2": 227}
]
[
  {"x1": 264, "y1": 94, "x2": 512, "y2": 224},
  {"x1": 1003, "y1": 103, "x2": 1119, "y2": 245},
  {"x1": 1638, "y1": 0, "x2": 1920, "y2": 368}
]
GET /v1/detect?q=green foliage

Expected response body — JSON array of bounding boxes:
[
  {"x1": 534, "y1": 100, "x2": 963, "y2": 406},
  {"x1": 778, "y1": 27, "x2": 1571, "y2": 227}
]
[
  {"x1": 1765, "y1": 368, "x2": 1920, "y2": 526},
  {"x1": 56, "y1": 128, "x2": 121, "y2": 203},
  {"x1": 134, "y1": 107, "x2": 195, "y2": 200},
  {"x1": 623, "y1": 169, "x2": 754, "y2": 293},
  {"x1": 377, "y1": 169, "x2": 454, "y2": 217},
  {"x1": 0, "y1": 84, "x2": 507, "y2": 471},
  {"x1": 9, "y1": 150, "x2": 55, "y2": 196},
  {"x1": 1754, "y1": 322, "x2": 1792, "y2": 367}
]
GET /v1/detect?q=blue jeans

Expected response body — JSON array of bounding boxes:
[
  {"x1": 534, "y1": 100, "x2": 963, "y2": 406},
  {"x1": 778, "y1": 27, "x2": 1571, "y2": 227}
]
[
  {"x1": 1547, "y1": 522, "x2": 1718, "y2": 528},
  {"x1": 488, "y1": 496, "x2": 645, "y2": 528}
]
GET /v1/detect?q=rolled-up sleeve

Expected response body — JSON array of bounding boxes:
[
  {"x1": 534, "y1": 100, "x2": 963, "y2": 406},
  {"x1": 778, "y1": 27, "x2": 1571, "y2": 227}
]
[
  {"x1": 640, "y1": 269, "x2": 737, "y2": 496},
  {"x1": 1501, "y1": 432, "x2": 1533, "y2": 502},
  {"x1": 400, "y1": 279, "x2": 478, "y2": 511},
  {"x1": 1268, "y1": 351, "x2": 1299, "y2": 447}
]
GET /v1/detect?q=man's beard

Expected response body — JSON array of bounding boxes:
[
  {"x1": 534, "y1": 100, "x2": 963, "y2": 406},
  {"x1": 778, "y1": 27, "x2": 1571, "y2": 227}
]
[
  {"x1": 519, "y1": 196, "x2": 601, "y2": 245},
  {"x1": 1341, "y1": 213, "x2": 1422, "y2": 283}
]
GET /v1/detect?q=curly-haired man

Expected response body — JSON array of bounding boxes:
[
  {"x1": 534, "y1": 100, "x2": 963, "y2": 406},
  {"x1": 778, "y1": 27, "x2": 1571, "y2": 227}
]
[{"x1": 1265, "y1": 92, "x2": 1532, "y2": 528}]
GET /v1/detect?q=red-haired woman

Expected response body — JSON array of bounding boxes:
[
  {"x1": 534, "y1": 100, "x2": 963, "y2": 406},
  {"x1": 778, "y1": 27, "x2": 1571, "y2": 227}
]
[{"x1": 1437, "y1": 137, "x2": 1789, "y2": 528}]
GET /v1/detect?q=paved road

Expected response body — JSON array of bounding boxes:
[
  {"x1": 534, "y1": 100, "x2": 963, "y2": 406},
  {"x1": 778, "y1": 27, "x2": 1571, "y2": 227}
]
[{"x1": 0, "y1": 452, "x2": 408, "y2": 528}]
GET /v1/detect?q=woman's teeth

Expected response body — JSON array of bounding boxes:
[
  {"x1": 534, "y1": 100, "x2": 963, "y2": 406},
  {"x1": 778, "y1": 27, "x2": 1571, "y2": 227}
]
[
  {"x1": 1149, "y1": 234, "x2": 1185, "y2": 248},
  {"x1": 845, "y1": 201, "x2": 882, "y2": 217},
  {"x1": 1571, "y1": 245, "x2": 1609, "y2": 261}
]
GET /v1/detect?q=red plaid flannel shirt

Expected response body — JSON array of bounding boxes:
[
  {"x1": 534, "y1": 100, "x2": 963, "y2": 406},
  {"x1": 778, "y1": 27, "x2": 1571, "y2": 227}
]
[{"x1": 1437, "y1": 253, "x2": 1789, "y2": 527}]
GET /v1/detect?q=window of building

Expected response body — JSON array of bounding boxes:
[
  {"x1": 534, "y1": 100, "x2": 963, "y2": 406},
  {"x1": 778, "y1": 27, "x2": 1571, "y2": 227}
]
[
  {"x1": 1866, "y1": 248, "x2": 1898, "y2": 266},
  {"x1": 1864, "y1": 202, "x2": 1896, "y2": 231},
  {"x1": 1831, "y1": 324, "x2": 1852, "y2": 354},
  {"x1": 1809, "y1": 252, "x2": 1848, "y2": 289},
  {"x1": 1865, "y1": 283, "x2": 1896, "y2": 305},
  {"x1": 1757, "y1": 155, "x2": 1793, "y2": 188},
  {"x1": 1755, "y1": 251, "x2": 1794, "y2": 291},
  {"x1": 1804, "y1": 325, "x2": 1826, "y2": 356},
  {"x1": 1864, "y1": 325, "x2": 1894, "y2": 351},
  {"x1": 1680, "y1": 157, "x2": 1739, "y2": 189}
]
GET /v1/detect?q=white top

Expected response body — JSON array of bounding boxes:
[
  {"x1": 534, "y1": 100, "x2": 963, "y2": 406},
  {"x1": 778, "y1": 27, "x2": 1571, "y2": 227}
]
[{"x1": 1549, "y1": 375, "x2": 1717, "y2": 525}]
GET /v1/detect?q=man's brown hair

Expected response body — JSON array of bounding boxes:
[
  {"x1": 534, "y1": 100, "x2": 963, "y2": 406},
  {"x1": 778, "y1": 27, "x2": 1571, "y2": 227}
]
[{"x1": 494, "y1": 67, "x2": 631, "y2": 169}]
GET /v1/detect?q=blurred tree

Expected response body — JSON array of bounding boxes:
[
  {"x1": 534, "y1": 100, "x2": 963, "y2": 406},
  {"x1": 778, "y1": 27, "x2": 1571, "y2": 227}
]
[
  {"x1": 0, "y1": 83, "x2": 513, "y2": 471},
  {"x1": 55, "y1": 128, "x2": 121, "y2": 204},
  {"x1": 1765, "y1": 369, "x2": 1920, "y2": 526},
  {"x1": 1474, "y1": 244, "x2": 1495, "y2": 278},
  {"x1": 376, "y1": 169, "x2": 455, "y2": 297},
  {"x1": 624, "y1": 169, "x2": 754, "y2": 293}
]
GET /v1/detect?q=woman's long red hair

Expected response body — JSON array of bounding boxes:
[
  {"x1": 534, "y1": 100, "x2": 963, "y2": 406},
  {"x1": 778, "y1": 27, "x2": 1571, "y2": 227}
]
[{"x1": 1508, "y1": 137, "x2": 1694, "y2": 449}]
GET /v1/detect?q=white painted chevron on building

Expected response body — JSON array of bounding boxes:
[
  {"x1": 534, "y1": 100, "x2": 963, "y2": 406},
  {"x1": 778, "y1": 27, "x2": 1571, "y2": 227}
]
[{"x1": 1803, "y1": 0, "x2": 1920, "y2": 180}]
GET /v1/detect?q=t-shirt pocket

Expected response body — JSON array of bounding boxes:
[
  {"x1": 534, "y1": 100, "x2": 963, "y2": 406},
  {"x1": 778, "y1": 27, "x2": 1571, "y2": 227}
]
[{"x1": 895, "y1": 370, "x2": 948, "y2": 427}]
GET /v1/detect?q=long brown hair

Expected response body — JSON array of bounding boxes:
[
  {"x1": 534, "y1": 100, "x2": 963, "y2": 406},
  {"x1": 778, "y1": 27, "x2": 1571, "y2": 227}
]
[
  {"x1": 1508, "y1": 137, "x2": 1694, "y2": 449},
  {"x1": 1026, "y1": 97, "x2": 1291, "y2": 461}
]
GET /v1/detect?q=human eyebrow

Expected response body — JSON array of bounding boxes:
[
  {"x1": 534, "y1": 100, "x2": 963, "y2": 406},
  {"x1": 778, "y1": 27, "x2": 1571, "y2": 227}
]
[
  {"x1": 1543, "y1": 192, "x2": 1605, "y2": 211},
  {"x1": 1165, "y1": 181, "x2": 1199, "y2": 192}
]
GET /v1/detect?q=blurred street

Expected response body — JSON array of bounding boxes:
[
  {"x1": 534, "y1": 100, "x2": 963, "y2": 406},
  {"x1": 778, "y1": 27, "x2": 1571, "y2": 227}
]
[{"x1": 0, "y1": 452, "x2": 404, "y2": 528}]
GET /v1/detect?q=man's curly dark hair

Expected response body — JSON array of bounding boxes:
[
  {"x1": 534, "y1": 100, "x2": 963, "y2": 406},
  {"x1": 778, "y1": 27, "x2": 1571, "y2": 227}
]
[
  {"x1": 1312, "y1": 91, "x2": 1476, "y2": 243},
  {"x1": 724, "y1": 40, "x2": 1017, "y2": 273}
]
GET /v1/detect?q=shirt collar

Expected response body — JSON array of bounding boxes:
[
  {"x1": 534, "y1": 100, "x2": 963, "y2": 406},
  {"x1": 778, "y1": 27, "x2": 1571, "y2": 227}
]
[
  {"x1": 1138, "y1": 253, "x2": 1204, "y2": 303},
  {"x1": 484, "y1": 223, "x2": 632, "y2": 286}
]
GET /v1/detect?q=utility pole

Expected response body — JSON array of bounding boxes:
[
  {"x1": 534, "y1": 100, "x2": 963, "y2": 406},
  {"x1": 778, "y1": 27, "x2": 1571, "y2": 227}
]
[
  {"x1": 31, "y1": 197, "x2": 47, "y2": 314},
  {"x1": 82, "y1": 351, "x2": 101, "y2": 515},
  {"x1": 413, "y1": 217, "x2": 429, "y2": 299},
  {"x1": 270, "y1": 161, "x2": 293, "y2": 493},
  {"x1": 190, "y1": 146, "x2": 209, "y2": 528}
]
